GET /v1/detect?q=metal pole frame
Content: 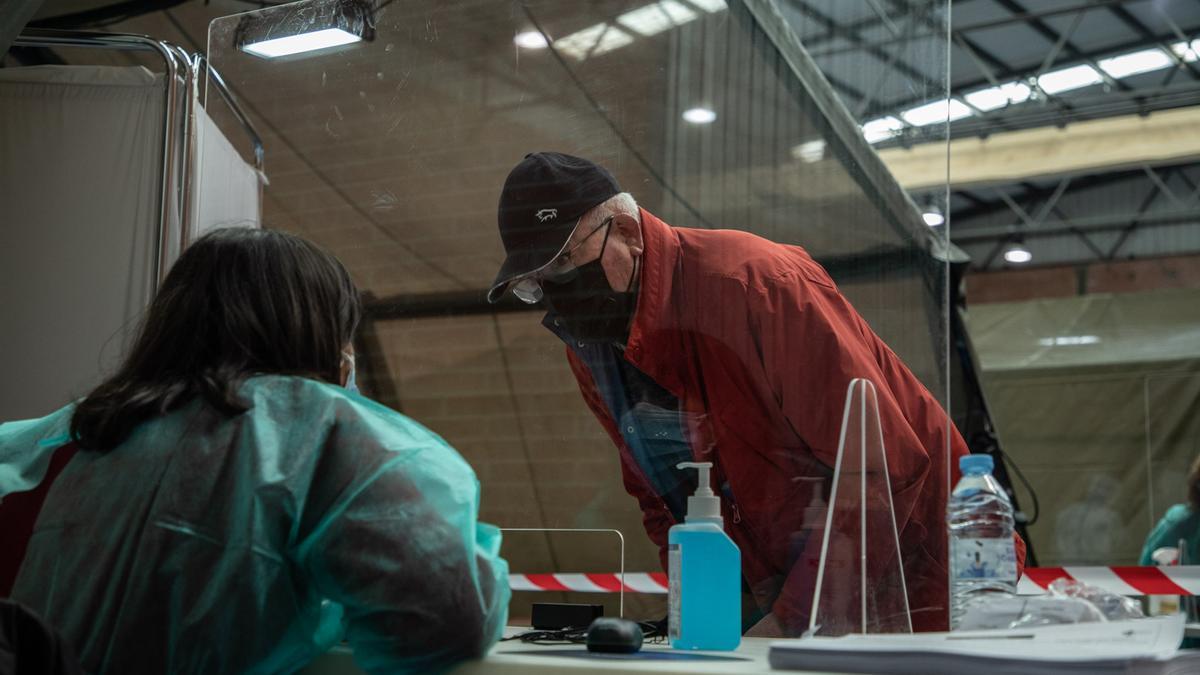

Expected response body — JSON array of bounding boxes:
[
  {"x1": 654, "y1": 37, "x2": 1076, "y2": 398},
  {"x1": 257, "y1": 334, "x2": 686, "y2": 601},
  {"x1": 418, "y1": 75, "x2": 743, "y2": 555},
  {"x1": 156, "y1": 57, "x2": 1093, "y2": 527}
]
[{"x1": 9, "y1": 28, "x2": 264, "y2": 290}]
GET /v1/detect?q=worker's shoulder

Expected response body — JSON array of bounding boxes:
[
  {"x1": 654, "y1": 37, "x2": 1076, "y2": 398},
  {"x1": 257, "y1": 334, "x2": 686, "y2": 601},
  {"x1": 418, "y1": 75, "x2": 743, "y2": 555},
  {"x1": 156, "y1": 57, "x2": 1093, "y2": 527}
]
[
  {"x1": 241, "y1": 375, "x2": 446, "y2": 446},
  {"x1": 241, "y1": 372, "x2": 429, "y2": 429},
  {"x1": 1163, "y1": 503, "x2": 1198, "y2": 527},
  {"x1": 676, "y1": 226, "x2": 835, "y2": 293}
]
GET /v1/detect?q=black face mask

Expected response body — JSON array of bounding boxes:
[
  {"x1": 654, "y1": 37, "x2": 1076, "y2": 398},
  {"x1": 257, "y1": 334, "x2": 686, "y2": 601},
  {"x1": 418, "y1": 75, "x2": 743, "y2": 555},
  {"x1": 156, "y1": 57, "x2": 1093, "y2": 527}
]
[{"x1": 542, "y1": 226, "x2": 640, "y2": 345}]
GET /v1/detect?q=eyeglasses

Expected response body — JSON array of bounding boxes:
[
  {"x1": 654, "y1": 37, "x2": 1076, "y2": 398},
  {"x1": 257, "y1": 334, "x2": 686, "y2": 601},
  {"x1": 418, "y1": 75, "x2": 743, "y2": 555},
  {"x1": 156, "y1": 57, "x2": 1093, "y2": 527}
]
[{"x1": 511, "y1": 216, "x2": 613, "y2": 304}]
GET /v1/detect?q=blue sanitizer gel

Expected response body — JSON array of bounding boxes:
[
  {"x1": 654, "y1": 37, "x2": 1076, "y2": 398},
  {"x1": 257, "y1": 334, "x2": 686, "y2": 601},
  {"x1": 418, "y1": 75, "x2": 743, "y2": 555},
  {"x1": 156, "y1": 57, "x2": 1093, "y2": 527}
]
[{"x1": 668, "y1": 461, "x2": 741, "y2": 651}]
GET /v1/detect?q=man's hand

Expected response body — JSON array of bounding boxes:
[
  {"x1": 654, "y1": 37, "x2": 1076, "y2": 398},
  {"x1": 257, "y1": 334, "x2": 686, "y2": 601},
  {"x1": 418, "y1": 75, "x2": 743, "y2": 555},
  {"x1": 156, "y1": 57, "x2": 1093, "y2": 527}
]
[{"x1": 744, "y1": 612, "x2": 786, "y2": 638}]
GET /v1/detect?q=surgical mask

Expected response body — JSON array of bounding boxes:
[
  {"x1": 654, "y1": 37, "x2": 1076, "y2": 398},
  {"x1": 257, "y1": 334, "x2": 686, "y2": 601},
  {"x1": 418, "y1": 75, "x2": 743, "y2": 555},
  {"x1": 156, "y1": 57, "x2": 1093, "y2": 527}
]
[
  {"x1": 541, "y1": 226, "x2": 640, "y2": 346},
  {"x1": 341, "y1": 350, "x2": 359, "y2": 394}
]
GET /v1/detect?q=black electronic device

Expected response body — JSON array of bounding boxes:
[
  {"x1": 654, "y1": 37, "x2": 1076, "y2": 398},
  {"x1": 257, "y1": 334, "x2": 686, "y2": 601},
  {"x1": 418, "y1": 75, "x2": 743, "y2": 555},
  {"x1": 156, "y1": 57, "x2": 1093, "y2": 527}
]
[
  {"x1": 530, "y1": 603, "x2": 603, "y2": 630},
  {"x1": 585, "y1": 617, "x2": 644, "y2": 654}
]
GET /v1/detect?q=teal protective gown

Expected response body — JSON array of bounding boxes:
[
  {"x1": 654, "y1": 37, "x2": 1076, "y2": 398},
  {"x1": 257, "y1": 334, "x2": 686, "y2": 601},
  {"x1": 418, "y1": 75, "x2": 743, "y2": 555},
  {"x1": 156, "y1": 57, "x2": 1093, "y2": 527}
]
[{"x1": 0, "y1": 375, "x2": 510, "y2": 674}]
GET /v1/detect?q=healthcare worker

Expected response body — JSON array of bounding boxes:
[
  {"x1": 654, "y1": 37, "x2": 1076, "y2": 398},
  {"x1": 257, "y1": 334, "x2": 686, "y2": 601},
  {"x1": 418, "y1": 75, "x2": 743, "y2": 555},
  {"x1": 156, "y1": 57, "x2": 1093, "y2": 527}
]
[
  {"x1": 0, "y1": 228, "x2": 510, "y2": 674},
  {"x1": 1142, "y1": 454, "x2": 1200, "y2": 566},
  {"x1": 487, "y1": 152, "x2": 1025, "y2": 636}
]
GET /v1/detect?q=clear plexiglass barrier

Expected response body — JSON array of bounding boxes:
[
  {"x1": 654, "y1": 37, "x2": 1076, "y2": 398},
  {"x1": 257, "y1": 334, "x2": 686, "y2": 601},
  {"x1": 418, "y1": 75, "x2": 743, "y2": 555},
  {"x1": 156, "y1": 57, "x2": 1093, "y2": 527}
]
[{"x1": 204, "y1": 0, "x2": 951, "y2": 639}]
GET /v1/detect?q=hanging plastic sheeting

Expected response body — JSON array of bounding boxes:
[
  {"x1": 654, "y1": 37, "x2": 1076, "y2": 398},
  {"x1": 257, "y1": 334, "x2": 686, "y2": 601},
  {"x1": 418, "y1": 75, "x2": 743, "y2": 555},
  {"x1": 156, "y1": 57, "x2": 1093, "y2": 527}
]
[
  {"x1": 966, "y1": 288, "x2": 1200, "y2": 568},
  {"x1": 0, "y1": 376, "x2": 510, "y2": 675}
]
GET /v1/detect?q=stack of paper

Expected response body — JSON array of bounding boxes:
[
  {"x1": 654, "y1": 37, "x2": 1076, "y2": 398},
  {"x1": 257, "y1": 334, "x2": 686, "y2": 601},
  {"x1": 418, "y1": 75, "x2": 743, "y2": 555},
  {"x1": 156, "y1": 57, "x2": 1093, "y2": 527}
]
[{"x1": 769, "y1": 614, "x2": 1200, "y2": 675}]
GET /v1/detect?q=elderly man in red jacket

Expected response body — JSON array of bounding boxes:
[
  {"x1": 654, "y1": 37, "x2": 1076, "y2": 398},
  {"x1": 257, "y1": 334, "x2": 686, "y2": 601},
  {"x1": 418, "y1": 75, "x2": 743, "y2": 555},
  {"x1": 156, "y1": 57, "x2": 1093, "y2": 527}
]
[{"x1": 487, "y1": 152, "x2": 1024, "y2": 636}]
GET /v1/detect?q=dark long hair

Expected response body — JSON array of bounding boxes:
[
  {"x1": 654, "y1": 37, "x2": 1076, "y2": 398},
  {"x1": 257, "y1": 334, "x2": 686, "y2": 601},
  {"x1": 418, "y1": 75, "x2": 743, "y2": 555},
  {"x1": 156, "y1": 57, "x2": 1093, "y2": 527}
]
[{"x1": 71, "y1": 227, "x2": 361, "y2": 451}]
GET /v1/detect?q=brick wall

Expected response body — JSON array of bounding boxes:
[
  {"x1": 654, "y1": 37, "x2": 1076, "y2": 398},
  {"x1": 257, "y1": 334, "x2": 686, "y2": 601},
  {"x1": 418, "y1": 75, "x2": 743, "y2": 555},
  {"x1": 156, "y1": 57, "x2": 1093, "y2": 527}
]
[{"x1": 966, "y1": 254, "x2": 1200, "y2": 304}]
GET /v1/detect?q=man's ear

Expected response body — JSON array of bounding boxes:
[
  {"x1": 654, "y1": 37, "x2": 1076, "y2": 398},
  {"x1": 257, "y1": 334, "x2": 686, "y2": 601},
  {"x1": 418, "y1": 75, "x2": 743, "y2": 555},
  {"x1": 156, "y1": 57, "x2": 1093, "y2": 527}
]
[{"x1": 614, "y1": 213, "x2": 644, "y2": 255}]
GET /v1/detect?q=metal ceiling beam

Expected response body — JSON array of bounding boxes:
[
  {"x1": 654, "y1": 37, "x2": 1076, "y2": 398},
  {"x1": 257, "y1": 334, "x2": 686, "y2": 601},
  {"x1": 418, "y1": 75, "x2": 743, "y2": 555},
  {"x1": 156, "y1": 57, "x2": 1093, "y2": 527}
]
[
  {"x1": 1107, "y1": 4, "x2": 1200, "y2": 82},
  {"x1": 950, "y1": 160, "x2": 1199, "y2": 222},
  {"x1": 788, "y1": 0, "x2": 933, "y2": 94},
  {"x1": 951, "y1": 207, "x2": 1200, "y2": 244},
  {"x1": 866, "y1": 24, "x2": 1200, "y2": 122},
  {"x1": 808, "y1": 0, "x2": 1129, "y2": 57}
]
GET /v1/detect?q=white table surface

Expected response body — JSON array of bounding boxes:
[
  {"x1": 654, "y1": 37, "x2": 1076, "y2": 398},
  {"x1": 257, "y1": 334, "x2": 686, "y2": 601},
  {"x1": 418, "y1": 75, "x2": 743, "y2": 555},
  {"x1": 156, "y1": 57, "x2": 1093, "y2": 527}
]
[{"x1": 299, "y1": 627, "x2": 850, "y2": 675}]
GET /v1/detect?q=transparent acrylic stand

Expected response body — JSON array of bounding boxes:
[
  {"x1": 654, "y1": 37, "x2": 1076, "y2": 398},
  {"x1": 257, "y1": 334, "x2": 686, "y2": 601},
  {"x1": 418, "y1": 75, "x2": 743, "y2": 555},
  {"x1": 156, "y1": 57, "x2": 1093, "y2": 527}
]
[
  {"x1": 499, "y1": 528, "x2": 628, "y2": 618},
  {"x1": 808, "y1": 378, "x2": 912, "y2": 636}
]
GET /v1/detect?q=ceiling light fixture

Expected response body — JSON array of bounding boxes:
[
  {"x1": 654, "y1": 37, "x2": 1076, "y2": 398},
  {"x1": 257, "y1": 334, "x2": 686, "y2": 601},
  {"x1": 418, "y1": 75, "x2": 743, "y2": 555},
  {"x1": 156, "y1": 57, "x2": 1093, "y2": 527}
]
[
  {"x1": 237, "y1": 0, "x2": 374, "y2": 60},
  {"x1": 1037, "y1": 335, "x2": 1100, "y2": 347},
  {"x1": 900, "y1": 98, "x2": 973, "y2": 126},
  {"x1": 242, "y1": 28, "x2": 361, "y2": 58},
  {"x1": 791, "y1": 139, "x2": 826, "y2": 163},
  {"x1": 1004, "y1": 242, "x2": 1032, "y2": 264},
  {"x1": 553, "y1": 0, "x2": 727, "y2": 61},
  {"x1": 1037, "y1": 64, "x2": 1102, "y2": 95},
  {"x1": 682, "y1": 107, "x2": 717, "y2": 124},
  {"x1": 616, "y1": 0, "x2": 697, "y2": 37},
  {"x1": 514, "y1": 31, "x2": 549, "y2": 49},
  {"x1": 963, "y1": 82, "x2": 1032, "y2": 112},
  {"x1": 1171, "y1": 40, "x2": 1200, "y2": 63},
  {"x1": 861, "y1": 116, "x2": 904, "y2": 144},
  {"x1": 1098, "y1": 48, "x2": 1173, "y2": 79},
  {"x1": 554, "y1": 23, "x2": 635, "y2": 60}
]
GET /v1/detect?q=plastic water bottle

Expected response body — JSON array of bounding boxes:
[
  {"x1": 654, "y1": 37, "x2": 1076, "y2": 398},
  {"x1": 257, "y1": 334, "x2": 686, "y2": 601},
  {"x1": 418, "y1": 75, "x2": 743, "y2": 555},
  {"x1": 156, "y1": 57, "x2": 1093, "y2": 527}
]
[{"x1": 948, "y1": 454, "x2": 1017, "y2": 629}]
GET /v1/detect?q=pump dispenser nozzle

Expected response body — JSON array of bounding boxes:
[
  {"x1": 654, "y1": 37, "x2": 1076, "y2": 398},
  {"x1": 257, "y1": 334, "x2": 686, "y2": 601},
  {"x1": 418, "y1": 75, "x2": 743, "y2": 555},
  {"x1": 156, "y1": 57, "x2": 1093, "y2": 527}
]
[{"x1": 677, "y1": 461, "x2": 722, "y2": 524}]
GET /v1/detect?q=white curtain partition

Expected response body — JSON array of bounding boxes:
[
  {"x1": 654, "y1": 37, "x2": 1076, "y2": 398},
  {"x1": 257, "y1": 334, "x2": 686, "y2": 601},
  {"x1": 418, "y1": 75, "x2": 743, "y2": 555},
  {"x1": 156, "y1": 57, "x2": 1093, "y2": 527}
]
[
  {"x1": 0, "y1": 64, "x2": 260, "y2": 421},
  {"x1": 192, "y1": 102, "x2": 262, "y2": 239}
]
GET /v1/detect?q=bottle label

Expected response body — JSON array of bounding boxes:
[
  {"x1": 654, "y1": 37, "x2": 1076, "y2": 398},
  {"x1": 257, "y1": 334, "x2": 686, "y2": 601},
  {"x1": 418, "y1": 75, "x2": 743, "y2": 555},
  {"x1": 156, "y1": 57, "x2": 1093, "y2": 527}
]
[
  {"x1": 951, "y1": 537, "x2": 1017, "y2": 582},
  {"x1": 668, "y1": 544, "x2": 681, "y2": 640}
]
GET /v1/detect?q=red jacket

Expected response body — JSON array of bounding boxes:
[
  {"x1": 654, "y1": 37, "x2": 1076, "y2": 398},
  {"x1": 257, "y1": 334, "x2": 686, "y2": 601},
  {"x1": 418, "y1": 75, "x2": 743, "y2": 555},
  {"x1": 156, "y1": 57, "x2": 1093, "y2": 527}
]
[{"x1": 564, "y1": 209, "x2": 1025, "y2": 634}]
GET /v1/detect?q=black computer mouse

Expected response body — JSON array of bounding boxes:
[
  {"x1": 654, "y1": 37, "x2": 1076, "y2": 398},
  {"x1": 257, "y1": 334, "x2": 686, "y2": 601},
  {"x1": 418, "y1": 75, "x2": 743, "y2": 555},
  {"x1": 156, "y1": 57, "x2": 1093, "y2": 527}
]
[{"x1": 585, "y1": 617, "x2": 644, "y2": 654}]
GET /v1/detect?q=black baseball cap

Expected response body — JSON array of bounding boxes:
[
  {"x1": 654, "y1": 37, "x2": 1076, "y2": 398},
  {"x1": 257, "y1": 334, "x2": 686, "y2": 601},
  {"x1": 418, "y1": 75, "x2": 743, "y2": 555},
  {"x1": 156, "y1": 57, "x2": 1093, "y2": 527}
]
[{"x1": 488, "y1": 152, "x2": 621, "y2": 303}]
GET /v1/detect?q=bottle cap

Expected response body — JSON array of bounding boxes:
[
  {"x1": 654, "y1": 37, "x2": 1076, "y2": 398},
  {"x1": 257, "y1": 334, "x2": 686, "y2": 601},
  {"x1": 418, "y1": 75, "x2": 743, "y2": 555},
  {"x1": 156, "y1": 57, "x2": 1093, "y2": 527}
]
[
  {"x1": 959, "y1": 454, "x2": 994, "y2": 475},
  {"x1": 677, "y1": 461, "x2": 722, "y2": 524}
]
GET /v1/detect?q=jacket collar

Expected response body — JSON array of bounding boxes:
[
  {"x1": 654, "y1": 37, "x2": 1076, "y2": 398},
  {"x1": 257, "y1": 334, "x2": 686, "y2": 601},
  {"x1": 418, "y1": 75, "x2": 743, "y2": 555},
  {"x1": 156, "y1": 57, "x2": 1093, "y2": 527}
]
[{"x1": 624, "y1": 208, "x2": 686, "y2": 395}]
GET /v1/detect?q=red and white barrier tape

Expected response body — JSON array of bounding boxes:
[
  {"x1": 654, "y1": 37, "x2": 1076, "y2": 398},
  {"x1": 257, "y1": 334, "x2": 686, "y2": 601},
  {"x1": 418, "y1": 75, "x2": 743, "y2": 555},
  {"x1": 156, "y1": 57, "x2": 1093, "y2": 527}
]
[
  {"x1": 1016, "y1": 565, "x2": 1200, "y2": 596},
  {"x1": 510, "y1": 566, "x2": 1200, "y2": 597},
  {"x1": 510, "y1": 573, "x2": 668, "y2": 594}
]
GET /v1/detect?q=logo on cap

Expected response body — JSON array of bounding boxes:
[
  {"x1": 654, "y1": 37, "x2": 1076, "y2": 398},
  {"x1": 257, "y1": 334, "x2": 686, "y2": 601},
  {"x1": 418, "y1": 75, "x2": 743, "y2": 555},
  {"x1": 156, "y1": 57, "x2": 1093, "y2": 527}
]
[{"x1": 535, "y1": 208, "x2": 558, "y2": 222}]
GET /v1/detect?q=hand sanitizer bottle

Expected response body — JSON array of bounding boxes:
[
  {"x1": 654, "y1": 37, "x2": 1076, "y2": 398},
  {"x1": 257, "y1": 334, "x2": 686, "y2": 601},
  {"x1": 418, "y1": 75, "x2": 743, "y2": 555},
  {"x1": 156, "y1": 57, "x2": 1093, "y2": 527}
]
[{"x1": 669, "y1": 461, "x2": 741, "y2": 651}]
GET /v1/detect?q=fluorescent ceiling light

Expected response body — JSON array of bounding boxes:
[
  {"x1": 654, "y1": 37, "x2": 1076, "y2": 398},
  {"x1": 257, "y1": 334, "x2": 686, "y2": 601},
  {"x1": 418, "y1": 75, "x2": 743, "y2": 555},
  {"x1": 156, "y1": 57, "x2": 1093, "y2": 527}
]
[
  {"x1": 554, "y1": 0, "x2": 726, "y2": 61},
  {"x1": 1099, "y1": 48, "x2": 1173, "y2": 79},
  {"x1": 1037, "y1": 64, "x2": 1102, "y2": 94},
  {"x1": 900, "y1": 98, "x2": 973, "y2": 126},
  {"x1": 687, "y1": 0, "x2": 728, "y2": 11},
  {"x1": 1037, "y1": 335, "x2": 1100, "y2": 346},
  {"x1": 514, "y1": 31, "x2": 549, "y2": 49},
  {"x1": 617, "y1": 1, "x2": 697, "y2": 37},
  {"x1": 963, "y1": 82, "x2": 1032, "y2": 112},
  {"x1": 1004, "y1": 243, "x2": 1032, "y2": 264},
  {"x1": 923, "y1": 211, "x2": 944, "y2": 227},
  {"x1": 1171, "y1": 40, "x2": 1200, "y2": 63},
  {"x1": 242, "y1": 28, "x2": 361, "y2": 59},
  {"x1": 862, "y1": 116, "x2": 904, "y2": 143},
  {"x1": 554, "y1": 23, "x2": 635, "y2": 60},
  {"x1": 682, "y1": 107, "x2": 717, "y2": 124},
  {"x1": 791, "y1": 139, "x2": 826, "y2": 163}
]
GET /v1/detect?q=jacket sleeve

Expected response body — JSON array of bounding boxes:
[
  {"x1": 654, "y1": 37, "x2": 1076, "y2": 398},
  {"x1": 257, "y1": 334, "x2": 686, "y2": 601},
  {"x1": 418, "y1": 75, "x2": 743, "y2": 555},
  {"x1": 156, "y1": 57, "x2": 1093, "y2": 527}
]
[
  {"x1": 565, "y1": 348, "x2": 674, "y2": 571},
  {"x1": 741, "y1": 266, "x2": 1024, "y2": 633},
  {"x1": 296, "y1": 408, "x2": 510, "y2": 675}
]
